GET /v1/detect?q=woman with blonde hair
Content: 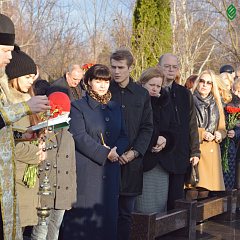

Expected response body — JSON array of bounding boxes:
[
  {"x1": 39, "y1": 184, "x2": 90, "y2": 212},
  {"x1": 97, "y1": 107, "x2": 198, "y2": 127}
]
[
  {"x1": 185, "y1": 70, "x2": 227, "y2": 201},
  {"x1": 215, "y1": 75, "x2": 232, "y2": 106},
  {"x1": 220, "y1": 72, "x2": 234, "y2": 91}
]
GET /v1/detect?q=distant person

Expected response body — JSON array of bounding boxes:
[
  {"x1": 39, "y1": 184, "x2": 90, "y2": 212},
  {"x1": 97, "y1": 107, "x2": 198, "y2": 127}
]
[
  {"x1": 184, "y1": 75, "x2": 198, "y2": 91},
  {"x1": 220, "y1": 65, "x2": 235, "y2": 80},
  {"x1": 236, "y1": 66, "x2": 240, "y2": 79},
  {"x1": 215, "y1": 75, "x2": 232, "y2": 107},
  {"x1": 233, "y1": 78, "x2": 240, "y2": 99},
  {"x1": 219, "y1": 72, "x2": 234, "y2": 91},
  {"x1": 33, "y1": 79, "x2": 50, "y2": 96},
  {"x1": 47, "y1": 64, "x2": 85, "y2": 101}
]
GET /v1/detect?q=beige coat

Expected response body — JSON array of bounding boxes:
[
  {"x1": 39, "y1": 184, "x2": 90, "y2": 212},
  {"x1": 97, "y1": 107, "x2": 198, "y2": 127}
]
[{"x1": 188, "y1": 109, "x2": 227, "y2": 191}]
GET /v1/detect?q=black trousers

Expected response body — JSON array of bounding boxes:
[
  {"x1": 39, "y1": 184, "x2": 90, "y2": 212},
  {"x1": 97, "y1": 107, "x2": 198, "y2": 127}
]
[{"x1": 167, "y1": 173, "x2": 185, "y2": 210}]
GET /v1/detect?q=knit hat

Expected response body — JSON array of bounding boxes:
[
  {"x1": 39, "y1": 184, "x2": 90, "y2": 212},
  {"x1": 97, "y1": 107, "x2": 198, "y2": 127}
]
[
  {"x1": 48, "y1": 92, "x2": 71, "y2": 112},
  {"x1": 0, "y1": 14, "x2": 15, "y2": 46},
  {"x1": 220, "y1": 65, "x2": 235, "y2": 74},
  {"x1": 5, "y1": 45, "x2": 37, "y2": 80}
]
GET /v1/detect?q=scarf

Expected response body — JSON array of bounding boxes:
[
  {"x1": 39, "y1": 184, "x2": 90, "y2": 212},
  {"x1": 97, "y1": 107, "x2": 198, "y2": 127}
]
[
  {"x1": 87, "y1": 86, "x2": 111, "y2": 105},
  {"x1": 193, "y1": 90, "x2": 219, "y2": 134}
]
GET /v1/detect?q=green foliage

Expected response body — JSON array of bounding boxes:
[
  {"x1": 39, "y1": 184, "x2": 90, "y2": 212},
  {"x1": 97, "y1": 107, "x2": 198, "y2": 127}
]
[{"x1": 132, "y1": 0, "x2": 172, "y2": 78}]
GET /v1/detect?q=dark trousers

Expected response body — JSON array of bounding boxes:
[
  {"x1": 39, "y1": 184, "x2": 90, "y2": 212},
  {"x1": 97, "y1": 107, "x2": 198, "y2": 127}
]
[
  {"x1": 167, "y1": 173, "x2": 185, "y2": 210},
  {"x1": 117, "y1": 195, "x2": 136, "y2": 240}
]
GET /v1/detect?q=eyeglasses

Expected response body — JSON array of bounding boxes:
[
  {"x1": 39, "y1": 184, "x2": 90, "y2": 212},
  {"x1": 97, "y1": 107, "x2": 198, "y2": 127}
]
[
  {"x1": 162, "y1": 65, "x2": 178, "y2": 70},
  {"x1": 199, "y1": 79, "x2": 213, "y2": 86}
]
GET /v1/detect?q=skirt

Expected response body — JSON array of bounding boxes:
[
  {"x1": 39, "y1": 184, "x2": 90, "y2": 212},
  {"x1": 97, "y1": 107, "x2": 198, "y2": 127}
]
[{"x1": 134, "y1": 163, "x2": 169, "y2": 215}]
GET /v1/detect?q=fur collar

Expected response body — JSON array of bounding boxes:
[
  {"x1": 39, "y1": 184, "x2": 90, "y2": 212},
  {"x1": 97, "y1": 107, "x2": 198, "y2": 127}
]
[
  {"x1": 151, "y1": 88, "x2": 170, "y2": 108},
  {"x1": 0, "y1": 74, "x2": 31, "y2": 104}
]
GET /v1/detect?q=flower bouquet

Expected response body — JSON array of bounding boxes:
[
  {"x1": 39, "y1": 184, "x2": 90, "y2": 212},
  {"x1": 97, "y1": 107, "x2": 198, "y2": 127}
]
[
  {"x1": 222, "y1": 106, "x2": 240, "y2": 172},
  {"x1": 82, "y1": 62, "x2": 95, "y2": 72}
]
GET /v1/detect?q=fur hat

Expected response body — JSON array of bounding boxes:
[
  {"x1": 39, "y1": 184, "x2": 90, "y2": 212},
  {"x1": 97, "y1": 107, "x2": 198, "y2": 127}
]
[
  {"x1": 48, "y1": 92, "x2": 71, "y2": 112},
  {"x1": 5, "y1": 45, "x2": 37, "y2": 80},
  {"x1": 0, "y1": 14, "x2": 15, "y2": 45}
]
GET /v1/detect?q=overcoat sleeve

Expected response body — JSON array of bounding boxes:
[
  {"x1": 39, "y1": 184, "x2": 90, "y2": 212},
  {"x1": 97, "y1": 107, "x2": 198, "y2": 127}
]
[
  {"x1": 188, "y1": 90, "x2": 201, "y2": 158},
  {"x1": 15, "y1": 142, "x2": 39, "y2": 164},
  {"x1": 132, "y1": 92, "x2": 153, "y2": 157},
  {"x1": 69, "y1": 101, "x2": 110, "y2": 166},
  {"x1": 217, "y1": 109, "x2": 227, "y2": 142}
]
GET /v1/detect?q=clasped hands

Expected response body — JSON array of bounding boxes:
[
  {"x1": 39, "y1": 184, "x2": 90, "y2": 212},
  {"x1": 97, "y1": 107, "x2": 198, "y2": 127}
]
[
  {"x1": 106, "y1": 146, "x2": 119, "y2": 163},
  {"x1": 203, "y1": 131, "x2": 222, "y2": 142}
]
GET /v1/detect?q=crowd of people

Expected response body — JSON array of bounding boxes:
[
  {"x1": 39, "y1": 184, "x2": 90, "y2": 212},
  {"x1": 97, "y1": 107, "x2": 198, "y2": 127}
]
[{"x1": 1, "y1": 13, "x2": 240, "y2": 240}]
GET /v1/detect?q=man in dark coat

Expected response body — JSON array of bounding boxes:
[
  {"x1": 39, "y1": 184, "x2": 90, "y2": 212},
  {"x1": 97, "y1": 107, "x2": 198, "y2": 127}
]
[
  {"x1": 110, "y1": 50, "x2": 153, "y2": 240},
  {"x1": 47, "y1": 64, "x2": 85, "y2": 101},
  {"x1": 157, "y1": 53, "x2": 201, "y2": 210}
]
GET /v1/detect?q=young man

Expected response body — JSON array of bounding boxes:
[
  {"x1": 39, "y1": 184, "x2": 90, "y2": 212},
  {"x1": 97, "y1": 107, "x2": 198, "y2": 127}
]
[
  {"x1": 110, "y1": 50, "x2": 153, "y2": 240},
  {"x1": 0, "y1": 14, "x2": 50, "y2": 239},
  {"x1": 158, "y1": 53, "x2": 200, "y2": 210}
]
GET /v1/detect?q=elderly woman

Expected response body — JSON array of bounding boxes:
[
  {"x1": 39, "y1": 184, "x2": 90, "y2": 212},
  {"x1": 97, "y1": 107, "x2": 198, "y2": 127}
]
[
  {"x1": 63, "y1": 64, "x2": 129, "y2": 240},
  {"x1": 134, "y1": 68, "x2": 179, "y2": 214},
  {"x1": 185, "y1": 70, "x2": 227, "y2": 200}
]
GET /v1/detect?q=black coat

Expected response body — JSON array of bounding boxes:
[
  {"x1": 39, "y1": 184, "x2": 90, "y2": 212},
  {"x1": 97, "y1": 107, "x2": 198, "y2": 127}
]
[
  {"x1": 143, "y1": 89, "x2": 179, "y2": 173},
  {"x1": 68, "y1": 94, "x2": 129, "y2": 239},
  {"x1": 47, "y1": 74, "x2": 85, "y2": 101},
  {"x1": 168, "y1": 81, "x2": 200, "y2": 174},
  {"x1": 110, "y1": 79, "x2": 153, "y2": 196}
]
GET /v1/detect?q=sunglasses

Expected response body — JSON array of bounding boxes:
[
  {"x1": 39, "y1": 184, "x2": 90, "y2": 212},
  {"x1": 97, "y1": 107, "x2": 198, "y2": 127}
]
[{"x1": 199, "y1": 79, "x2": 213, "y2": 86}]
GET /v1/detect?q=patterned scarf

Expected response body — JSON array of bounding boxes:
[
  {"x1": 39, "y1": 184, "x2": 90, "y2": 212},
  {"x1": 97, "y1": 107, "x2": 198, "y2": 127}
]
[
  {"x1": 193, "y1": 90, "x2": 219, "y2": 134},
  {"x1": 87, "y1": 86, "x2": 111, "y2": 105}
]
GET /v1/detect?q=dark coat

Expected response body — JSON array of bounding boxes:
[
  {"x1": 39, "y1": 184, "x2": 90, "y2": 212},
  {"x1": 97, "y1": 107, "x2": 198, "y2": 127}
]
[
  {"x1": 221, "y1": 96, "x2": 240, "y2": 189},
  {"x1": 67, "y1": 93, "x2": 129, "y2": 240},
  {"x1": 47, "y1": 74, "x2": 85, "y2": 101},
  {"x1": 143, "y1": 89, "x2": 179, "y2": 173},
  {"x1": 109, "y1": 79, "x2": 153, "y2": 196},
  {"x1": 168, "y1": 81, "x2": 200, "y2": 174}
]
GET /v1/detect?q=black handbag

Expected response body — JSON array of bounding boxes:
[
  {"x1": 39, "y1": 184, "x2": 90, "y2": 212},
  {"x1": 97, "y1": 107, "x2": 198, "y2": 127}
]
[{"x1": 185, "y1": 162, "x2": 200, "y2": 187}]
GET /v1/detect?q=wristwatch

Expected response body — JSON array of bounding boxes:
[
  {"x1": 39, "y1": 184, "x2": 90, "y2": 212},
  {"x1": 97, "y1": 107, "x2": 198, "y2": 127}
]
[{"x1": 132, "y1": 150, "x2": 140, "y2": 158}]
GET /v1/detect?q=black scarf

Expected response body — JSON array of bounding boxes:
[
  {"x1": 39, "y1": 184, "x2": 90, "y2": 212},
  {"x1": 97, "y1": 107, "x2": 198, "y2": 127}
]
[{"x1": 193, "y1": 90, "x2": 219, "y2": 134}]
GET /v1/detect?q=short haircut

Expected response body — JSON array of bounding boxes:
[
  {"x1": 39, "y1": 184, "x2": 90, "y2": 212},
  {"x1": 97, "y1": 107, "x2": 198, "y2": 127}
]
[
  {"x1": 110, "y1": 50, "x2": 133, "y2": 68},
  {"x1": 84, "y1": 64, "x2": 112, "y2": 85},
  {"x1": 137, "y1": 67, "x2": 165, "y2": 86},
  {"x1": 67, "y1": 64, "x2": 82, "y2": 75},
  {"x1": 158, "y1": 53, "x2": 178, "y2": 66}
]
